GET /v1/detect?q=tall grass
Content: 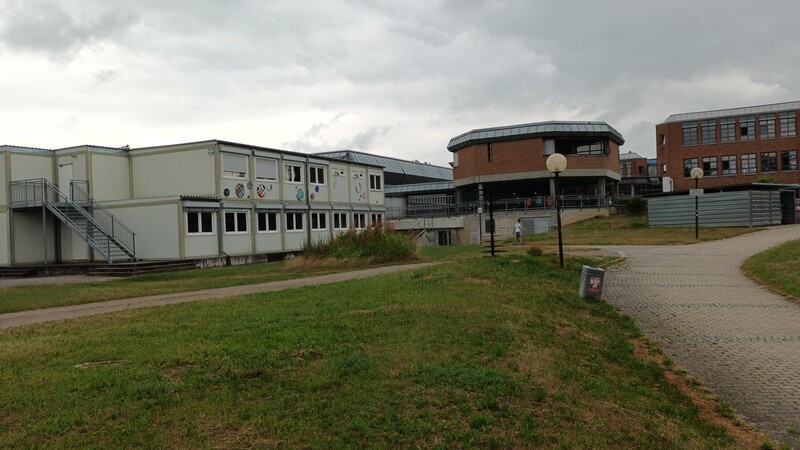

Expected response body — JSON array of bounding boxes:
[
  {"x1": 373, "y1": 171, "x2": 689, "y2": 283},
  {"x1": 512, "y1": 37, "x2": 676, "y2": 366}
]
[{"x1": 303, "y1": 223, "x2": 418, "y2": 263}]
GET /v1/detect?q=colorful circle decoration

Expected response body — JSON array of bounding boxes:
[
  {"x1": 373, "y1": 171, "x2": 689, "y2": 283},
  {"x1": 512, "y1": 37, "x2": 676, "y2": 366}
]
[
  {"x1": 310, "y1": 193, "x2": 316, "y2": 200},
  {"x1": 267, "y1": 184, "x2": 273, "y2": 191},
  {"x1": 223, "y1": 188, "x2": 230, "y2": 197},
  {"x1": 315, "y1": 185, "x2": 320, "y2": 193},
  {"x1": 235, "y1": 183, "x2": 245, "y2": 198},
  {"x1": 295, "y1": 188, "x2": 305, "y2": 201},
  {"x1": 256, "y1": 183, "x2": 266, "y2": 198}
]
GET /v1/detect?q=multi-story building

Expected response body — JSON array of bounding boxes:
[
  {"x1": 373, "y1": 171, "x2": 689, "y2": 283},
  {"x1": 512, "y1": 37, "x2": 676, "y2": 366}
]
[
  {"x1": 656, "y1": 101, "x2": 800, "y2": 191},
  {"x1": 447, "y1": 121, "x2": 624, "y2": 203},
  {"x1": 619, "y1": 151, "x2": 662, "y2": 197},
  {"x1": 0, "y1": 140, "x2": 384, "y2": 267}
]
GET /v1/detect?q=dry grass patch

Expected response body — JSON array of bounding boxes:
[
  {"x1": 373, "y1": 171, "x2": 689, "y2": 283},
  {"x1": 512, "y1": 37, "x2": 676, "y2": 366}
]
[{"x1": 631, "y1": 339, "x2": 770, "y2": 449}]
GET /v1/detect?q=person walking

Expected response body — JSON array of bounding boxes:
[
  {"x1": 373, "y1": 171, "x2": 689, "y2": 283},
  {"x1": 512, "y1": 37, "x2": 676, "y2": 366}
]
[{"x1": 514, "y1": 219, "x2": 523, "y2": 245}]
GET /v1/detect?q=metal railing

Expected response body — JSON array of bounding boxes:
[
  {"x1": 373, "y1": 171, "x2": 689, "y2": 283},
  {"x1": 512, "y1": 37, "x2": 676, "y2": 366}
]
[
  {"x1": 9, "y1": 178, "x2": 135, "y2": 262},
  {"x1": 70, "y1": 180, "x2": 136, "y2": 258},
  {"x1": 386, "y1": 195, "x2": 613, "y2": 220}
]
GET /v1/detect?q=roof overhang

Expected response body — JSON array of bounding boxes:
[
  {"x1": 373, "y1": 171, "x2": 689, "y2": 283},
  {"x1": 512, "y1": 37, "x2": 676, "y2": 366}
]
[{"x1": 447, "y1": 121, "x2": 625, "y2": 152}]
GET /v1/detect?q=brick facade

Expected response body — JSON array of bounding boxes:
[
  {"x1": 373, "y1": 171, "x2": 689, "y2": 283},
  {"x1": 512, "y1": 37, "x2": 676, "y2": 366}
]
[
  {"x1": 453, "y1": 138, "x2": 620, "y2": 181},
  {"x1": 656, "y1": 103, "x2": 800, "y2": 191},
  {"x1": 448, "y1": 121, "x2": 624, "y2": 201}
]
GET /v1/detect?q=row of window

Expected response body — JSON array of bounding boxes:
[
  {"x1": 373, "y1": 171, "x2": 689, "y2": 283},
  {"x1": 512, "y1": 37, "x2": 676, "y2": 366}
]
[
  {"x1": 682, "y1": 112, "x2": 797, "y2": 146},
  {"x1": 683, "y1": 150, "x2": 798, "y2": 177},
  {"x1": 222, "y1": 153, "x2": 383, "y2": 189},
  {"x1": 485, "y1": 140, "x2": 608, "y2": 162},
  {"x1": 186, "y1": 211, "x2": 384, "y2": 235}
]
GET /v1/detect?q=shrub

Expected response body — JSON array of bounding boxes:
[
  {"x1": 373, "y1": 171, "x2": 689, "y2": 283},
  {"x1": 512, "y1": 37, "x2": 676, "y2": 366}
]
[
  {"x1": 526, "y1": 245, "x2": 544, "y2": 257},
  {"x1": 625, "y1": 196, "x2": 648, "y2": 215},
  {"x1": 302, "y1": 222, "x2": 418, "y2": 263}
]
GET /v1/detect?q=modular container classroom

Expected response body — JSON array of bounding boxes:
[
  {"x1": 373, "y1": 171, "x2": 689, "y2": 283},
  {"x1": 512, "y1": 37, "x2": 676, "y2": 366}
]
[{"x1": 0, "y1": 140, "x2": 385, "y2": 267}]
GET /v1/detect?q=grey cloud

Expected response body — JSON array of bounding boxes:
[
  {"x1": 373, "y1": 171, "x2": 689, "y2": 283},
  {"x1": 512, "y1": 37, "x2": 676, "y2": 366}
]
[
  {"x1": 0, "y1": 1, "x2": 138, "y2": 61},
  {"x1": 347, "y1": 126, "x2": 392, "y2": 151},
  {"x1": 94, "y1": 69, "x2": 119, "y2": 83}
]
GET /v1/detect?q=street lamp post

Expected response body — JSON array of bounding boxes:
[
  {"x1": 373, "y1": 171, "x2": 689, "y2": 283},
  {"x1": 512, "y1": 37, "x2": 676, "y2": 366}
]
[
  {"x1": 690, "y1": 167, "x2": 704, "y2": 240},
  {"x1": 546, "y1": 153, "x2": 568, "y2": 268}
]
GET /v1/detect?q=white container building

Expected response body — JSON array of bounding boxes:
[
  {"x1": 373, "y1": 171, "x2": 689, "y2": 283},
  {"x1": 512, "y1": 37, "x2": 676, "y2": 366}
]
[{"x1": 0, "y1": 140, "x2": 385, "y2": 267}]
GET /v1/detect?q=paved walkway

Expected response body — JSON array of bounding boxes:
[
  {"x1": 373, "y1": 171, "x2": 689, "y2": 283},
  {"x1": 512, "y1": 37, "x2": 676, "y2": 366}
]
[
  {"x1": 0, "y1": 263, "x2": 438, "y2": 330},
  {"x1": 602, "y1": 225, "x2": 800, "y2": 448},
  {"x1": 0, "y1": 275, "x2": 120, "y2": 288}
]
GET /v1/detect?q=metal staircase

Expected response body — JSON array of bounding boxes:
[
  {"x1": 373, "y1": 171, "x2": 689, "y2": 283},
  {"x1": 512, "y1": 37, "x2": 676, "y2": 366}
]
[{"x1": 10, "y1": 179, "x2": 136, "y2": 263}]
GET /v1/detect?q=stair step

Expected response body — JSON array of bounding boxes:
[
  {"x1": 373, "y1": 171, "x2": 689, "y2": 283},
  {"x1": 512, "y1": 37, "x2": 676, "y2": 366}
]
[
  {"x1": 86, "y1": 261, "x2": 198, "y2": 277},
  {"x1": 0, "y1": 268, "x2": 38, "y2": 278}
]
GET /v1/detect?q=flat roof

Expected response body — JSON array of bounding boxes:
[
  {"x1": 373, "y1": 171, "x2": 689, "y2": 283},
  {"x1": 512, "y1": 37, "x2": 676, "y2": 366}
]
[
  {"x1": 384, "y1": 181, "x2": 454, "y2": 195},
  {"x1": 447, "y1": 120, "x2": 625, "y2": 152},
  {"x1": 620, "y1": 151, "x2": 645, "y2": 161},
  {"x1": 663, "y1": 100, "x2": 800, "y2": 123},
  {"x1": 0, "y1": 145, "x2": 53, "y2": 155},
  {"x1": 316, "y1": 150, "x2": 452, "y2": 182}
]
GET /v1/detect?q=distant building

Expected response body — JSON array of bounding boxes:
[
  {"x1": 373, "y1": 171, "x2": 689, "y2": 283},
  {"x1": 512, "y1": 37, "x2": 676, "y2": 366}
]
[
  {"x1": 618, "y1": 151, "x2": 662, "y2": 197},
  {"x1": 447, "y1": 121, "x2": 624, "y2": 204},
  {"x1": 656, "y1": 101, "x2": 800, "y2": 192},
  {"x1": 316, "y1": 150, "x2": 460, "y2": 245}
]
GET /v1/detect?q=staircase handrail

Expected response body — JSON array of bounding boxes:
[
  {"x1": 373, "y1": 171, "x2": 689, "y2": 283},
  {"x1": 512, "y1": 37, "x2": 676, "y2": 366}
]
[
  {"x1": 41, "y1": 181, "x2": 116, "y2": 262},
  {"x1": 69, "y1": 180, "x2": 136, "y2": 257}
]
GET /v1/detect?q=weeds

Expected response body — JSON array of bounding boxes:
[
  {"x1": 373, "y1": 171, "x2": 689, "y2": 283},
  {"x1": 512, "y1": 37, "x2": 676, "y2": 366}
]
[{"x1": 303, "y1": 222, "x2": 418, "y2": 263}]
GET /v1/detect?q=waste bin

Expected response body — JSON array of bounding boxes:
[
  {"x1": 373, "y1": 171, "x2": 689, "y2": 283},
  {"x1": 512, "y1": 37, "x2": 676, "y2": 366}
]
[{"x1": 579, "y1": 265, "x2": 605, "y2": 301}]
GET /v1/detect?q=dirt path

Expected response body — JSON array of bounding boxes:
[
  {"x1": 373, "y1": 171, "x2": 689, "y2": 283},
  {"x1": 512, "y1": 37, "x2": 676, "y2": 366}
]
[{"x1": 0, "y1": 262, "x2": 439, "y2": 330}]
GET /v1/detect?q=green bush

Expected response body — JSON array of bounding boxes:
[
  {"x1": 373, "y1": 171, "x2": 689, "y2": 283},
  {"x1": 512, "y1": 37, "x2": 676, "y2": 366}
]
[
  {"x1": 526, "y1": 246, "x2": 544, "y2": 257},
  {"x1": 625, "y1": 196, "x2": 648, "y2": 215},
  {"x1": 303, "y1": 223, "x2": 418, "y2": 263}
]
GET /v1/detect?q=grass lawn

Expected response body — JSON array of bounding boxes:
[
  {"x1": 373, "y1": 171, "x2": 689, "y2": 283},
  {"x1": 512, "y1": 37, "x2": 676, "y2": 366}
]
[
  {"x1": 0, "y1": 254, "x2": 763, "y2": 448},
  {"x1": 0, "y1": 258, "x2": 383, "y2": 315},
  {"x1": 0, "y1": 215, "x2": 759, "y2": 314},
  {"x1": 526, "y1": 214, "x2": 760, "y2": 246},
  {"x1": 743, "y1": 239, "x2": 800, "y2": 301}
]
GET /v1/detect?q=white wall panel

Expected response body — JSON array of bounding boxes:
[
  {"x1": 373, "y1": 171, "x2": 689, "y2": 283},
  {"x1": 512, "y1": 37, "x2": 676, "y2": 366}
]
[
  {"x1": 91, "y1": 154, "x2": 130, "y2": 200},
  {"x1": 132, "y1": 148, "x2": 215, "y2": 198}
]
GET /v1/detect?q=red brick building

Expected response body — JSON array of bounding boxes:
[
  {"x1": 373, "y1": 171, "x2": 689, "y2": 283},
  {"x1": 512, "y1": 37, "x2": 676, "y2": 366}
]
[
  {"x1": 656, "y1": 101, "x2": 800, "y2": 191},
  {"x1": 447, "y1": 121, "x2": 624, "y2": 203}
]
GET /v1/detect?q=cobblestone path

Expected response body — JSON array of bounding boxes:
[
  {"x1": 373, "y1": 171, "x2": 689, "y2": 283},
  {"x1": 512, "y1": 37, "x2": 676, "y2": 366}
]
[{"x1": 603, "y1": 225, "x2": 800, "y2": 448}]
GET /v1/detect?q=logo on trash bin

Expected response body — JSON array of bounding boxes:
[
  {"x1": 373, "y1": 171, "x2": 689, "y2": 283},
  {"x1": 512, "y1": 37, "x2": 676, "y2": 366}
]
[{"x1": 589, "y1": 277, "x2": 601, "y2": 292}]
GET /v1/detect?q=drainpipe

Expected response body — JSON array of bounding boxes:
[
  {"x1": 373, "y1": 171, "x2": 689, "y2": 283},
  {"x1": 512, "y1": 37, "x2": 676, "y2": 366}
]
[{"x1": 305, "y1": 154, "x2": 312, "y2": 246}]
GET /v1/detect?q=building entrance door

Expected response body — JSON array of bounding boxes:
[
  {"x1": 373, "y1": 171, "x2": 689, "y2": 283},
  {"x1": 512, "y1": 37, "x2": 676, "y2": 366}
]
[{"x1": 58, "y1": 164, "x2": 73, "y2": 199}]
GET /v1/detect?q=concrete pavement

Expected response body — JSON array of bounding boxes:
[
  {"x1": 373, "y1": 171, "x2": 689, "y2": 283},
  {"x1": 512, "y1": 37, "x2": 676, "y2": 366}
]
[{"x1": 603, "y1": 225, "x2": 800, "y2": 448}]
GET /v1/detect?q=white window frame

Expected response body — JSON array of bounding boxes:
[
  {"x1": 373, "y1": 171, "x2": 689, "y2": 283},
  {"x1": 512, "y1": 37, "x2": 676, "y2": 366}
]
[
  {"x1": 741, "y1": 153, "x2": 757, "y2": 174},
  {"x1": 224, "y1": 211, "x2": 249, "y2": 234},
  {"x1": 353, "y1": 212, "x2": 367, "y2": 230},
  {"x1": 310, "y1": 212, "x2": 328, "y2": 231},
  {"x1": 371, "y1": 213, "x2": 383, "y2": 224},
  {"x1": 369, "y1": 173, "x2": 382, "y2": 191},
  {"x1": 255, "y1": 157, "x2": 278, "y2": 182},
  {"x1": 286, "y1": 212, "x2": 304, "y2": 231},
  {"x1": 309, "y1": 166, "x2": 326, "y2": 185},
  {"x1": 284, "y1": 163, "x2": 303, "y2": 184},
  {"x1": 222, "y1": 153, "x2": 248, "y2": 180},
  {"x1": 333, "y1": 212, "x2": 348, "y2": 230},
  {"x1": 721, "y1": 155, "x2": 737, "y2": 175},
  {"x1": 780, "y1": 112, "x2": 797, "y2": 137},
  {"x1": 257, "y1": 211, "x2": 279, "y2": 233},
  {"x1": 186, "y1": 211, "x2": 215, "y2": 235}
]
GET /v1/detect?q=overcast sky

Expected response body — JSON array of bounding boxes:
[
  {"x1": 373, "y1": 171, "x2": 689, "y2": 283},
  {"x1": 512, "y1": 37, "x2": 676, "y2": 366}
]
[{"x1": 2, "y1": 0, "x2": 800, "y2": 166}]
